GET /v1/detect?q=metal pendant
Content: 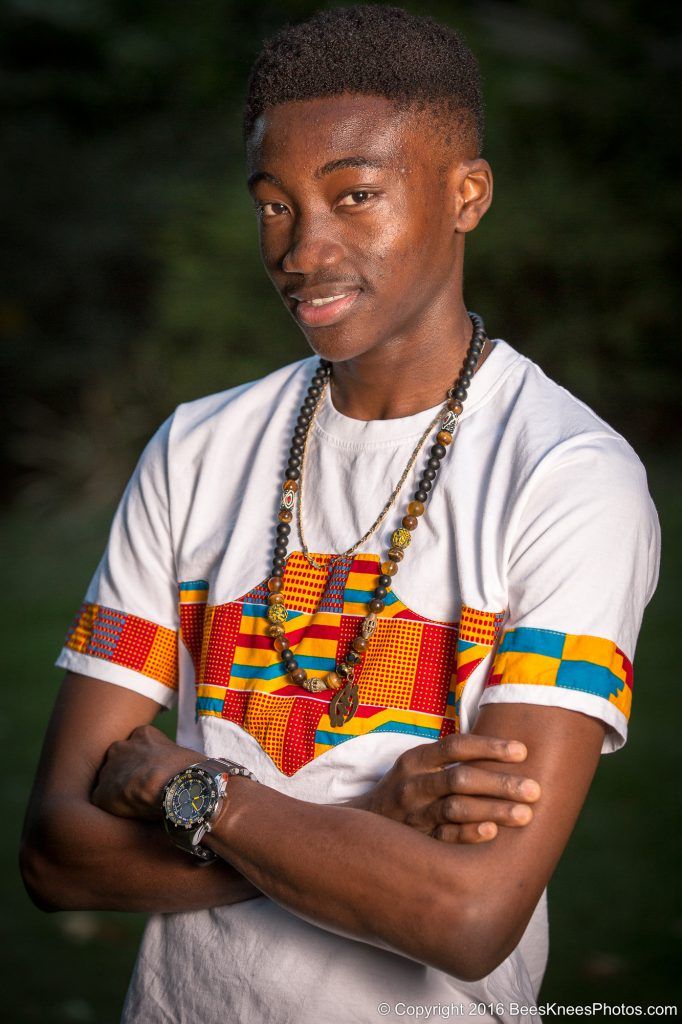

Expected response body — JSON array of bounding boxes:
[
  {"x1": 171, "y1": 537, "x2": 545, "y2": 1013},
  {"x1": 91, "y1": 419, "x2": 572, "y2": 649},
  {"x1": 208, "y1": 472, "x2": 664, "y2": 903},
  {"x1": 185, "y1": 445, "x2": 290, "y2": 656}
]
[{"x1": 329, "y1": 682, "x2": 359, "y2": 727}]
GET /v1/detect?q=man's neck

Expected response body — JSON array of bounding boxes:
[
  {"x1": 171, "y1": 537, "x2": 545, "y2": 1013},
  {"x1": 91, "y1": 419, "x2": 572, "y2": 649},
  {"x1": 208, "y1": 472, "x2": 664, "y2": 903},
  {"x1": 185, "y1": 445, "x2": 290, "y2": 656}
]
[{"x1": 326, "y1": 304, "x2": 491, "y2": 421}]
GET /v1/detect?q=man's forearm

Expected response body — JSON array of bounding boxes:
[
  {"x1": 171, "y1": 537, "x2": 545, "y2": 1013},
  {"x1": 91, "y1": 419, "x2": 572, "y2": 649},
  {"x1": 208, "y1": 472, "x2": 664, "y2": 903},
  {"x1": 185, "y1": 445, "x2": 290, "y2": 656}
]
[
  {"x1": 20, "y1": 797, "x2": 260, "y2": 914},
  {"x1": 204, "y1": 777, "x2": 484, "y2": 980}
]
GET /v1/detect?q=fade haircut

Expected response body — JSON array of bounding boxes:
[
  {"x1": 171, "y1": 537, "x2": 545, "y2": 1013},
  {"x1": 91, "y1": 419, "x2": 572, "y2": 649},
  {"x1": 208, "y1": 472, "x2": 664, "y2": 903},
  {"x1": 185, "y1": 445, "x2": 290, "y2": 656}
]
[{"x1": 243, "y1": 5, "x2": 485, "y2": 156}]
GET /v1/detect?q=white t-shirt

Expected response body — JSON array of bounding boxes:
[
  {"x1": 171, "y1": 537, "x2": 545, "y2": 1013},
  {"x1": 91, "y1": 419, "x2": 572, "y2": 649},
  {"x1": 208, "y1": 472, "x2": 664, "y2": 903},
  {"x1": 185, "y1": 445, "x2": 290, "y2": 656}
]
[{"x1": 56, "y1": 339, "x2": 660, "y2": 1024}]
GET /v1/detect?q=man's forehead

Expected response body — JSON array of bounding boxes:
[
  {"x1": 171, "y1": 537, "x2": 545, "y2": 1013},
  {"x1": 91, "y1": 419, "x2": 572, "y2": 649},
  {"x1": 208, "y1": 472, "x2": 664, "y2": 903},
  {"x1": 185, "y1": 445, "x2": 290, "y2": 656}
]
[{"x1": 246, "y1": 94, "x2": 425, "y2": 175}]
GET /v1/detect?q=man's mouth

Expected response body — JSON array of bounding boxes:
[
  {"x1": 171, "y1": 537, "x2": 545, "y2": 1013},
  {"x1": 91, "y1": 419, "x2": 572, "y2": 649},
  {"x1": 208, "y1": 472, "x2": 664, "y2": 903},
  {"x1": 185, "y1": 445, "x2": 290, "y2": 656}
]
[{"x1": 290, "y1": 289, "x2": 361, "y2": 327}]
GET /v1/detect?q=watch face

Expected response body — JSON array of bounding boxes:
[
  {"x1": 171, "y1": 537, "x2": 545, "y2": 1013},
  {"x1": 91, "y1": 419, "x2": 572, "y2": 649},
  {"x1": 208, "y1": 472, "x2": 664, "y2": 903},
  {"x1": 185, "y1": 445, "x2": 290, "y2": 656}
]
[{"x1": 163, "y1": 769, "x2": 217, "y2": 829}]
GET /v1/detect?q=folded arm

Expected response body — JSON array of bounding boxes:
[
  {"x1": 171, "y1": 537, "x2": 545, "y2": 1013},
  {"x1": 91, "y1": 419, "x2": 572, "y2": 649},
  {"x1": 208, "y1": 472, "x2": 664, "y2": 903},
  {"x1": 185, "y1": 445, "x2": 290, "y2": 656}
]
[{"x1": 201, "y1": 701, "x2": 605, "y2": 980}]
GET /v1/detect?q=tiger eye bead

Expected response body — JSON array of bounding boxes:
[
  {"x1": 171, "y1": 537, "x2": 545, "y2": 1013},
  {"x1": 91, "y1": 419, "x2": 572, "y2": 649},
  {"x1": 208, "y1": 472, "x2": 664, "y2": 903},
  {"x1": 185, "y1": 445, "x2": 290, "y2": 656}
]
[
  {"x1": 268, "y1": 577, "x2": 283, "y2": 593},
  {"x1": 381, "y1": 560, "x2": 398, "y2": 576},
  {"x1": 268, "y1": 593, "x2": 285, "y2": 606},
  {"x1": 436, "y1": 430, "x2": 453, "y2": 446},
  {"x1": 289, "y1": 667, "x2": 308, "y2": 685},
  {"x1": 387, "y1": 547, "x2": 404, "y2": 563},
  {"x1": 278, "y1": 509, "x2": 292, "y2": 523},
  {"x1": 447, "y1": 399, "x2": 464, "y2": 415},
  {"x1": 402, "y1": 515, "x2": 419, "y2": 531},
  {"x1": 283, "y1": 479, "x2": 298, "y2": 492},
  {"x1": 352, "y1": 636, "x2": 368, "y2": 654},
  {"x1": 325, "y1": 671, "x2": 343, "y2": 691},
  {"x1": 407, "y1": 500, "x2": 425, "y2": 517},
  {"x1": 273, "y1": 637, "x2": 290, "y2": 654}
]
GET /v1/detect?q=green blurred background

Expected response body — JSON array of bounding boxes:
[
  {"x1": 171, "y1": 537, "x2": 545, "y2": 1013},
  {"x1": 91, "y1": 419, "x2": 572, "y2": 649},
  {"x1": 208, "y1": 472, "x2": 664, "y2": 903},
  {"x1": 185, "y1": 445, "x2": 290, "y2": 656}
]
[{"x1": 2, "y1": 0, "x2": 680, "y2": 1020}]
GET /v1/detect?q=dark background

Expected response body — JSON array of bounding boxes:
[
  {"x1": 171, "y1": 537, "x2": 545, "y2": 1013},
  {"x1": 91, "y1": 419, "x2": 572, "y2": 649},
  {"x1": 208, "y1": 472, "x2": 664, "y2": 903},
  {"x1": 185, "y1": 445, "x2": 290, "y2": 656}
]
[{"x1": 2, "y1": 1, "x2": 680, "y2": 1020}]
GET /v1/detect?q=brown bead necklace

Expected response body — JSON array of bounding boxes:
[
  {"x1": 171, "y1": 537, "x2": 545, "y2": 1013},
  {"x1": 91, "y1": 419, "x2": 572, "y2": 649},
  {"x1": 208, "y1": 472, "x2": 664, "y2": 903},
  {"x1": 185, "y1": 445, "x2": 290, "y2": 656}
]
[{"x1": 265, "y1": 311, "x2": 488, "y2": 727}]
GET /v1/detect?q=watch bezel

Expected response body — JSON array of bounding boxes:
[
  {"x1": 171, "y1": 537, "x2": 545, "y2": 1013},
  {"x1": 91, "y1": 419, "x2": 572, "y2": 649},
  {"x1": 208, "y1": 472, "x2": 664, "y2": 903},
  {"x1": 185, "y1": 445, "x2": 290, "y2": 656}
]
[{"x1": 162, "y1": 767, "x2": 220, "y2": 830}]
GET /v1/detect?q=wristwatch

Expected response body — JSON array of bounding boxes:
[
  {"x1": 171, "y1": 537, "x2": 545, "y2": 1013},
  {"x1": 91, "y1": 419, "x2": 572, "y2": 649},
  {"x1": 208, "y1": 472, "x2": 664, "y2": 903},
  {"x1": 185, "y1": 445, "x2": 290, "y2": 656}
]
[{"x1": 162, "y1": 757, "x2": 257, "y2": 863}]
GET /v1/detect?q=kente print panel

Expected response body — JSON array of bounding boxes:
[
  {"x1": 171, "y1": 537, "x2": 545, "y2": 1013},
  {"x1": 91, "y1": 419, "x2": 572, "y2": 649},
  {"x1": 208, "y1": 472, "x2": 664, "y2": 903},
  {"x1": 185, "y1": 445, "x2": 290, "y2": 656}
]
[{"x1": 179, "y1": 552, "x2": 504, "y2": 776}]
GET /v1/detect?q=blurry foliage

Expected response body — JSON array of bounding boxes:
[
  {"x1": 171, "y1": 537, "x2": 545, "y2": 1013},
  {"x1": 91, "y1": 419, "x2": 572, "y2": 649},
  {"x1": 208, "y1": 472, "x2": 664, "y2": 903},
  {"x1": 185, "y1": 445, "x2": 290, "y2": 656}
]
[{"x1": 1, "y1": 0, "x2": 680, "y2": 510}]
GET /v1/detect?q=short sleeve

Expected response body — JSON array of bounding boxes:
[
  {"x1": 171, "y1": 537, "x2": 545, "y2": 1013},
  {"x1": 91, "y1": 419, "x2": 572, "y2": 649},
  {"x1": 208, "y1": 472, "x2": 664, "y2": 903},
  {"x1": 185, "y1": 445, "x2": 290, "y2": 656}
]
[
  {"x1": 55, "y1": 414, "x2": 179, "y2": 707},
  {"x1": 479, "y1": 434, "x2": 660, "y2": 753}
]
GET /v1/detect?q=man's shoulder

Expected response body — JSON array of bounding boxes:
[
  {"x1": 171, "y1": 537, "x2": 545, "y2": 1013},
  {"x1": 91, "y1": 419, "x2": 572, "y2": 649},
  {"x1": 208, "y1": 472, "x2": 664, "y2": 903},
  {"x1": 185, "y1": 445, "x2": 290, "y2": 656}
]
[
  {"x1": 167, "y1": 355, "x2": 315, "y2": 445},
  {"x1": 495, "y1": 340, "x2": 645, "y2": 477}
]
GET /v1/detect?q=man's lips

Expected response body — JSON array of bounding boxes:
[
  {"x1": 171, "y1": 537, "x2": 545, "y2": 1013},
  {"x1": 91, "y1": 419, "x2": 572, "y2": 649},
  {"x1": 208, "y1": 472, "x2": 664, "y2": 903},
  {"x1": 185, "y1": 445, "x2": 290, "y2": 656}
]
[{"x1": 290, "y1": 288, "x2": 362, "y2": 327}]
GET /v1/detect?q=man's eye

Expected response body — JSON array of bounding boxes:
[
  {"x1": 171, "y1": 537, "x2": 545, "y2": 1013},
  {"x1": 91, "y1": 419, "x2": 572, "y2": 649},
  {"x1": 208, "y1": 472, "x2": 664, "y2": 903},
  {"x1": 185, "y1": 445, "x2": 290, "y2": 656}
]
[
  {"x1": 257, "y1": 202, "x2": 288, "y2": 218},
  {"x1": 337, "y1": 191, "x2": 375, "y2": 207}
]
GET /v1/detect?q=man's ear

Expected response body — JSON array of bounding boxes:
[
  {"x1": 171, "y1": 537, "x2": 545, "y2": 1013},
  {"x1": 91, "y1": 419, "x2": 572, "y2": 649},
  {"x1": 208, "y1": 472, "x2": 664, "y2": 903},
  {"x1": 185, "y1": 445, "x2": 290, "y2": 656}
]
[{"x1": 448, "y1": 158, "x2": 494, "y2": 233}]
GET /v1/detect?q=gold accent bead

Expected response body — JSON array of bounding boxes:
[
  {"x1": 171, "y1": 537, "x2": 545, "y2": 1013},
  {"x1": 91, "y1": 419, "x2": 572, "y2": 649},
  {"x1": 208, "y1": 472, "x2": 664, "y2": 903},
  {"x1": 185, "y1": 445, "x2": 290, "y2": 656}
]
[
  {"x1": 407, "y1": 500, "x2": 425, "y2": 517},
  {"x1": 267, "y1": 604, "x2": 288, "y2": 624},
  {"x1": 267, "y1": 623, "x2": 285, "y2": 638},
  {"x1": 267, "y1": 593, "x2": 285, "y2": 606},
  {"x1": 381, "y1": 560, "x2": 398, "y2": 576},
  {"x1": 436, "y1": 430, "x2": 452, "y2": 446},
  {"x1": 361, "y1": 613, "x2": 378, "y2": 639},
  {"x1": 387, "y1": 547, "x2": 404, "y2": 562},
  {"x1": 391, "y1": 527, "x2": 412, "y2": 549}
]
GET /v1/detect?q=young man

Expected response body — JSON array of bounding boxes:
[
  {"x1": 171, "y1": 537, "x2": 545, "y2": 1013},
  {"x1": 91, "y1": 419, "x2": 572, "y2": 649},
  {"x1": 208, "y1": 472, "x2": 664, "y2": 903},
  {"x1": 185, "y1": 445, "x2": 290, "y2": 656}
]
[{"x1": 21, "y1": 7, "x2": 659, "y2": 1023}]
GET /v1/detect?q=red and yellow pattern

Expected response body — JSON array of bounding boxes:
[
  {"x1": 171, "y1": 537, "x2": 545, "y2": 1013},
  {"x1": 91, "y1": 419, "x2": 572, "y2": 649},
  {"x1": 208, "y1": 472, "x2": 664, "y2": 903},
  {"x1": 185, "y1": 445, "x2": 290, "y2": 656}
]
[
  {"x1": 65, "y1": 602, "x2": 178, "y2": 690},
  {"x1": 180, "y1": 552, "x2": 504, "y2": 776}
]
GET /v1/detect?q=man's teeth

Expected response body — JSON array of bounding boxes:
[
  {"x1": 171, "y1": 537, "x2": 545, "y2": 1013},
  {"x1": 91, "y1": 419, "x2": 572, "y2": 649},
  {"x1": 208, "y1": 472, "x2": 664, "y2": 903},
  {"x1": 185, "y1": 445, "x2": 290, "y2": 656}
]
[{"x1": 307, "y1": 294, "x2": 347, "y2": 307}]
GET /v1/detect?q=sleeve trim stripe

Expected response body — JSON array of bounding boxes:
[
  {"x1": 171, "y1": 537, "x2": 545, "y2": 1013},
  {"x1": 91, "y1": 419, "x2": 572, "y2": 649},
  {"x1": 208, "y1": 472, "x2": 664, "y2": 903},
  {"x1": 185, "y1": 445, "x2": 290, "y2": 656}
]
[
  {"x1": 65, "y1": 602, "x2": 178, "y2": 690},
  {"x1": 487, "y1": 627, "x2": 633, "y2": 721}
]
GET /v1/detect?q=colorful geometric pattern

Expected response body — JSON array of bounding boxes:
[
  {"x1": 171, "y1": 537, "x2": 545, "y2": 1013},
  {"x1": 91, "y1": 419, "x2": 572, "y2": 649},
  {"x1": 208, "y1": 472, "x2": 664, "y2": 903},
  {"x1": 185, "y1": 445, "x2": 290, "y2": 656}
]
[
  {"x1": 485, "y1": 626, "x2": 633, "y2": 721},
  {"x1": 179, "y1": 552, "x2": 505, "y2": 776},
  {"x1": 65, "y1": 602, "x2": 178, "y2": 690}
]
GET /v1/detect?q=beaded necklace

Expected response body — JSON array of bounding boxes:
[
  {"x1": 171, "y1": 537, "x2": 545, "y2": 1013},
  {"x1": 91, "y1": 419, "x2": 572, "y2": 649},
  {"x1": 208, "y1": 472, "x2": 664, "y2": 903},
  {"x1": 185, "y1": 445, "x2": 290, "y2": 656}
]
[{"x1": 265, "y1": 311, "x2": 488, "y2": 727}]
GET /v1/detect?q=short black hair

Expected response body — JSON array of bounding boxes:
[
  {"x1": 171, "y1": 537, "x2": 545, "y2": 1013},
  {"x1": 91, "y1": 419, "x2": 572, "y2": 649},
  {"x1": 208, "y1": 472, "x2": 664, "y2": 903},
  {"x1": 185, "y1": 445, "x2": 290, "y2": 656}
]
[{"x1": 243, "y1": 5, "x2": 484, "y2": 155}]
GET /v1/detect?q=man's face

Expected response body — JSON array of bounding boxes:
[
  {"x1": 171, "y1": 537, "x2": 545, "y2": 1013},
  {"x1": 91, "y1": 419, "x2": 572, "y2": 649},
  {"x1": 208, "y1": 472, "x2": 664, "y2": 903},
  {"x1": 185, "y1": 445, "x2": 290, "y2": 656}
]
[{"x1": 246, "y1": 94, "x2": 467, "y2": 362}]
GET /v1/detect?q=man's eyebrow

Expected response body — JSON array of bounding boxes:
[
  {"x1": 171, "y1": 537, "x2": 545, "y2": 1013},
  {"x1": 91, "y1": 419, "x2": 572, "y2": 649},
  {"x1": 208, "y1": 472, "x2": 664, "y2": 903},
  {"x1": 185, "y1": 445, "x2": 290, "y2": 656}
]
[
  {"x1": 247, "y1": 156, "x2": 386, "y2": 192},
  {"x1": 247, "y1": 170, "x2": 283, "y2": 192},
  {"x1": 314, "y1": 156, "x2": 386, "y2": 179}
]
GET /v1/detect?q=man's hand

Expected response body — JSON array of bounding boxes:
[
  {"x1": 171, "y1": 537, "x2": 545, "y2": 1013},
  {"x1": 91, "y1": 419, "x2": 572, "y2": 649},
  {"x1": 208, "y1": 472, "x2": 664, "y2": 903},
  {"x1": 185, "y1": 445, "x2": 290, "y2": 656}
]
[
  {"x1": 351, "y1": 732, "x2": 541, "y2": 844},
  {"x1": 91, "y1": 724, "x2": 199, "y2": 822}
]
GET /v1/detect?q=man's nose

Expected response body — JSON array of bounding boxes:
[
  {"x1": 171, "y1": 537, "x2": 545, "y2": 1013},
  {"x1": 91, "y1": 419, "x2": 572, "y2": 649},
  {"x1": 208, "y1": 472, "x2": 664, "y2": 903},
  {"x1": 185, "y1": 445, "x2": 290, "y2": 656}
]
[{"x1": 280, "y1": 212, "x2": 345, "y2": 275}]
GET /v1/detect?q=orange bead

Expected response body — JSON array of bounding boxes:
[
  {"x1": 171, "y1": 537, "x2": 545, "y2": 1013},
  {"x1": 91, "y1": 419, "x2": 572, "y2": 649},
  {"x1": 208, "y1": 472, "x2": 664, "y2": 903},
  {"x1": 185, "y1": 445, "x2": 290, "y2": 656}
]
[
  {"x1": 407, "y1": 500, "x2": 425, "y2": 517},
  {"x1": 267, "y1": 577, "x2": 283, "y2": 593},
  {"x1": 268, "y1": 593, "x2": 285, "y2": 606},
  {"x1": 352, "y1": 636, "x2": 368, "y2": 654},
  {"x1": 387, "y1": 547, "x2": 404, "y2": 562},
  {"x1": 402, "y1": 515, "x2": 418, "y2": 530},
  {"x1": 278, "y1": 509, "x2": 293, "y2": 523},
  {"x1": 273, "y1": 637, "x2": 290, "y2": 654},
  {"x1": 283, "y1": 479, "x2": 298, "y2": 492},
  {"x1": 381, "y1": 560, "x2": 398, "y2": 576},
  {"x1": 436, "y1": 430, "x2": 452, "y2": 446}
]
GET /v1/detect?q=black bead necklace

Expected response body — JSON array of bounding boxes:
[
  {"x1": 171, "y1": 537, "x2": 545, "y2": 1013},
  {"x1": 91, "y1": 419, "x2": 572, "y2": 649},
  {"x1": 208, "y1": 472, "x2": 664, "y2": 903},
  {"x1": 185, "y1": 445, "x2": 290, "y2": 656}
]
[{"x1": 265, "y1": 311, "x2": 489, "y2": 726}]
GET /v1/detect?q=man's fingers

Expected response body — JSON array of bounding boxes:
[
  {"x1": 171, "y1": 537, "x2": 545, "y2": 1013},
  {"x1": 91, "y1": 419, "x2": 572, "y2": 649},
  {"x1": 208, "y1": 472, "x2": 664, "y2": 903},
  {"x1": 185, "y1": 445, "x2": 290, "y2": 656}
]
[
  {"x1": 432, "y1": 794, "x2": 535, "y2": 828},
  {"x1": 430, "y1": 822, "x2": 498, "y2": 844},
  {"x1": 422, "y1": 762, "x2": 541, "y2": 803},
  {"x1": 421, "y1": 732, "x2": 528, "y2": 771}
]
